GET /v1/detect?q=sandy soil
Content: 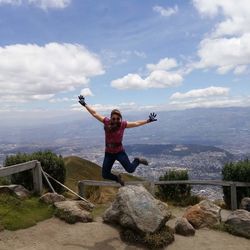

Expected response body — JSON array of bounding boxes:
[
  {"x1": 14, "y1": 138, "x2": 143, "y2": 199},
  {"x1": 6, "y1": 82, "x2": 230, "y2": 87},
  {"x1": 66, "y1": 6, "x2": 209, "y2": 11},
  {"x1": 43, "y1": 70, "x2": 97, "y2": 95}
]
[{"x1": 0, "y1": 208, "x2": 249, "y2": 250}]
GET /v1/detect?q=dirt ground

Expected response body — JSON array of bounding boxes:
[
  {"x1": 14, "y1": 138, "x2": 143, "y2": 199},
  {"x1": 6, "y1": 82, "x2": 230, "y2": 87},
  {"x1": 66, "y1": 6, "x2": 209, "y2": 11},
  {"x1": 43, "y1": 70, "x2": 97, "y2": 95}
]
[{"x1": 0, "y1": 208, "x2": 249, "y2": 250}]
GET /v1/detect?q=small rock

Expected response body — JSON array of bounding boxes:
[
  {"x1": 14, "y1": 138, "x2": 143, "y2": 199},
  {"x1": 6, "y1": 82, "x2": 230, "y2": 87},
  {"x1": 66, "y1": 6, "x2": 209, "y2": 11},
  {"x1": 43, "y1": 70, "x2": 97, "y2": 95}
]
[
  {"x1": 225, "y1": 209, "x2": 250, "y2": 239},
  {"x1": 183, "y1": 199, "x2": 221, "y2": 229},
  {"x1": 54, "y1": 200, "x2": 93, "y2": 224},
  {"x1": 39, "y1": 192, "x2": 66, "y2": 204},
  {"x1": 240, "y1": 197, "x2": 250, "y2": 212},
  {"x1": 175, "y1": 217, "x2": 195, "y2": 236},
  {"x1": 0, "y1": 185, "x2": 30, "y2": 199}
]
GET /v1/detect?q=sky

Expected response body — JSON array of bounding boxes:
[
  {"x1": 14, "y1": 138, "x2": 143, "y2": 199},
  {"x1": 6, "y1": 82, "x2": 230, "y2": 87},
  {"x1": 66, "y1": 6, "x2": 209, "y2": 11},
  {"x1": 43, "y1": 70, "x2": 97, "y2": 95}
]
[{"x1": 0, "y1": 0, "x2": 250, "y2": 122}]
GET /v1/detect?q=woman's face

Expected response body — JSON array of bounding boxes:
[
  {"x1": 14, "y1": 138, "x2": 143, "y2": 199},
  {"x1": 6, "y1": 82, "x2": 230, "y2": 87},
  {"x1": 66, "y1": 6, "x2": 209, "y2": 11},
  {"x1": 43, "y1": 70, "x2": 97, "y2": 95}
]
[{"x1": 111, "y1": 115, "x2": 121, "y2": 126}]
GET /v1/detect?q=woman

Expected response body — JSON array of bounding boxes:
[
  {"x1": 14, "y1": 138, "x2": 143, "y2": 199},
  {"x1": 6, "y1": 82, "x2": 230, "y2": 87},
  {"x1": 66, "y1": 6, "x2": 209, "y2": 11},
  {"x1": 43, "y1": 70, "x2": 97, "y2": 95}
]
[{"x1": 78, "y1": 95, "x2": 157, "y2": 186}]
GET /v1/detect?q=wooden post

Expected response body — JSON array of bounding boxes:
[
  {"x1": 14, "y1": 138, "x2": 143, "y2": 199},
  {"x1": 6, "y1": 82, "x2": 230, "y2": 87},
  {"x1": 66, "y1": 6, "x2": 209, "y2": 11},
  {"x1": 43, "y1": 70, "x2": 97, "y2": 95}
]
[
  {"x1": 32, "y1": 161, "x2": 43, "y2": 195},
  {"x1": 230, "y1": 183, "x2": 237, "y2": 210},
  {"x1": 149, "y1": 181, "x2": 155, "y2": 196},
  {"x1": 78, "y1": 181, "x2": 85, "y2": 198}
]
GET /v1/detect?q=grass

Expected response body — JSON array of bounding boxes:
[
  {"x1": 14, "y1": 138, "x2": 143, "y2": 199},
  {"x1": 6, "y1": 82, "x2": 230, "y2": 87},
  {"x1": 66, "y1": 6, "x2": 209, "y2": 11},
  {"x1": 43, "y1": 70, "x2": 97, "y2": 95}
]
[
  {"x1": 0, "y1": 194, "x2": 54, "y2": 231},
  {"x1": 91, "y1": 203, "x2": 110, "y2": 219},
  {"x1": 0, "y1": 155, "x2": 143, "y2": 230},
  {"x1": 64, "y1": 156, "x2": 143, "y2": 203},
  {"x1": 64, "y1": 156, "x2": 142, "y2": 191}
]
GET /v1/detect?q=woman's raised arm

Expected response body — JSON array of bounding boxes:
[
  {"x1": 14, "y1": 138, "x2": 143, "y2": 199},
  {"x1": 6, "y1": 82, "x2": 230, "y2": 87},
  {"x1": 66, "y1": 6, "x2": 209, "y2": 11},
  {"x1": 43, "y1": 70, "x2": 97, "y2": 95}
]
[
  {"x1": 78, "y1": 95, "x2": 105, "y2": 123},
  {"x1": 127, "y1": 112, "x2": 157, "y2": 128}
]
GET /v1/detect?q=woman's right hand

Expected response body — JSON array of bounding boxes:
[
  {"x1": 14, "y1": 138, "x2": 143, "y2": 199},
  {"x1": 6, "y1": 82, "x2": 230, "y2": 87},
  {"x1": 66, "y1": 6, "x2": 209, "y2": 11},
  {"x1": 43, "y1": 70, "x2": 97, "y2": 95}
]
[{"x1": 78, "y1": 95, "x2": 86, "y2": 107}]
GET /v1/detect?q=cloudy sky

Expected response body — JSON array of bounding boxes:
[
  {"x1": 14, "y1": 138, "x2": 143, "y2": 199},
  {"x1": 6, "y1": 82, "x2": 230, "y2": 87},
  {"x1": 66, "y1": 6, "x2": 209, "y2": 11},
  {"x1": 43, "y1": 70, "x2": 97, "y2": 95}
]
[{"x1": 0, "y1": 0, "x2": 250, "y2": 120}]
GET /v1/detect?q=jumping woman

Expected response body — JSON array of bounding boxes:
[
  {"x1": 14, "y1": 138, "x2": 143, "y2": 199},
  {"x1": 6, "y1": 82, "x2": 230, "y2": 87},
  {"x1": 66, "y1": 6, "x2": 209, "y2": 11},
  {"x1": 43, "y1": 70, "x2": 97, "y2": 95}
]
[{"x1": 78, "y1": 95, "x2": 157, "y2": 186}]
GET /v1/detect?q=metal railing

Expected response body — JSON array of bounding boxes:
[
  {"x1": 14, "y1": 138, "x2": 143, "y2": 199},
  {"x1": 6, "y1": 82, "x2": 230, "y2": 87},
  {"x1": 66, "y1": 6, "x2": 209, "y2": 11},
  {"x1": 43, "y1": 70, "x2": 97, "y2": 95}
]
[{"x1": 78, "y1": 179, "x2": 250, "y2": 210}]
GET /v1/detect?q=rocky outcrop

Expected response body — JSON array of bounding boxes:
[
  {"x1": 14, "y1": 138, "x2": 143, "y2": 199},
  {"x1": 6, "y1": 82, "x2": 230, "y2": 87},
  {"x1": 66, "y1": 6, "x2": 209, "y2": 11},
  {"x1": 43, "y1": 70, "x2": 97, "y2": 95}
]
[
  {"x1": 39, "y1": 192, "x2": 66, "y2": 204},
  {"x1": 0, "y1": 185, "x2": 30, "y2": 199},
  {"x1": 54, "y1": 200, "x2": 93, "y2": 224},
  {"x1": 103, "y1": 185, "x2": 171, "y2": 234},
  {"x1": 225, "y1": 209, "x2": 250, "y2": 239},
  {"x1": 103, "y1": 185, "x2": 174, "y2": 249},
  {"x1": 183, "y1": 200, "x2": 221, "y2": 229},
  {"x1": 175, "y1": 217, "x2": 195, "y2": 236},
  {"x1": 240, "y1": 197, "x2": 250, "y2": 212}
]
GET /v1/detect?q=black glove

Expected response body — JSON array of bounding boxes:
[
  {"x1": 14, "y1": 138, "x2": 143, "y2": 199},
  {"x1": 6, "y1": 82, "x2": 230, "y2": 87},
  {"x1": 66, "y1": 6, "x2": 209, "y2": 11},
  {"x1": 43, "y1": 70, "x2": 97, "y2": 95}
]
[
  {"x1": 78, "y1": 95, "x2": 86, "y2": 107},
  {"x1": 147, "y1": 112, "x2": 157, "y2": 122}
]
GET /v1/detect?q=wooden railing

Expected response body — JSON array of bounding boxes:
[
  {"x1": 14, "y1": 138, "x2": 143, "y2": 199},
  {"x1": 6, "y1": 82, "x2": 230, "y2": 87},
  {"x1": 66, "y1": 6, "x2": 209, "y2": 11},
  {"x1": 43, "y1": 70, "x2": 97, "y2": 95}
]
[
  {"x1": 78, "y1": 179, "x2": 250, "y2": 211},
  {"x1": 0, "y1": 160, "x2": 43, "y2": 194}
]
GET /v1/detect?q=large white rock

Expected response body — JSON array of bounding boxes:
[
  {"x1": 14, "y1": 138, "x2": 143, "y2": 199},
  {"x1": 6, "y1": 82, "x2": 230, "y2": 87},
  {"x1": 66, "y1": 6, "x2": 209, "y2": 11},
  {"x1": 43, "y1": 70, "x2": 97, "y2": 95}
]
[{"x1": 103, "y1": 185, "x2": 171, "y2": 233}]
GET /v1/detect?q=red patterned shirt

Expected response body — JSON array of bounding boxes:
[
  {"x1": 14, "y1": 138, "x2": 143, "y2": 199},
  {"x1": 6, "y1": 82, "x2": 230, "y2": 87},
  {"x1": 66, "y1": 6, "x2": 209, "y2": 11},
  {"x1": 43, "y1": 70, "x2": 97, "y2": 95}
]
[{"x1": 103, "y1": 117, "x2": 127, "y2": 153}]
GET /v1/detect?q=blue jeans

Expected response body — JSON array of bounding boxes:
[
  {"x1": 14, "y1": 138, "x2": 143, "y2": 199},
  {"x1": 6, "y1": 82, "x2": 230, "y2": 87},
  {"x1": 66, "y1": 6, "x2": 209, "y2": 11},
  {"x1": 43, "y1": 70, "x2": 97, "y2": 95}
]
[{"x1": 102, "y1": 151, "x2": 139, "y2": 182}]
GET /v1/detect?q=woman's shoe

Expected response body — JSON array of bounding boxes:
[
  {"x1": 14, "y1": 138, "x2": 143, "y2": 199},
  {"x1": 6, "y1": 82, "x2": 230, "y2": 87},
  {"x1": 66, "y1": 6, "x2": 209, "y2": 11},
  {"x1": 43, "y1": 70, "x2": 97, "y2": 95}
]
[{"x1": 134, "y1": 157, "x2": 149, "y2": 165}]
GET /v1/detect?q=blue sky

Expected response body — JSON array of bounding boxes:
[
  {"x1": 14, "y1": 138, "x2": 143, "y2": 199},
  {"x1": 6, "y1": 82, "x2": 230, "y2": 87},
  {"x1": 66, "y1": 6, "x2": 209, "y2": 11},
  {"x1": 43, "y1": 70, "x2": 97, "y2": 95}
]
[{"x1": 0, "y1": 0, "x2": 250, "y2": 121}]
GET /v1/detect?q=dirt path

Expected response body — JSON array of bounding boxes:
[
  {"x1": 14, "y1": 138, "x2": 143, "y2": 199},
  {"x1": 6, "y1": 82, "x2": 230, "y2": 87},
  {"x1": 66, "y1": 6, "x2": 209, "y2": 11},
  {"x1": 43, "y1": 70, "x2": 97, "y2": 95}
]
[{"x1": 0, "y1": 209, "x2": 249, "y2": 250}]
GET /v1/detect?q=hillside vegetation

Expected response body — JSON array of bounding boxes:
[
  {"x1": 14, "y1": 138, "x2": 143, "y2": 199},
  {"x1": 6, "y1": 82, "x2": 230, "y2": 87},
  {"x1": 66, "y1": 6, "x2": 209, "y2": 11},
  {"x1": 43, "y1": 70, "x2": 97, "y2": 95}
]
[{"x1": 64, "y1": 156, "x2": 142, "y2": 203}]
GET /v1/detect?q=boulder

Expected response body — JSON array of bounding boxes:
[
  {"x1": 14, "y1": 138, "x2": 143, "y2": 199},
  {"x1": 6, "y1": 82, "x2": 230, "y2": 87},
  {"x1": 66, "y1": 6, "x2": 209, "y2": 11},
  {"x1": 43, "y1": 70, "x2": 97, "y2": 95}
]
[
  {"x1": 0, "y1": 185, "x2": 30, "y2": 199},
  {"x1": 183, "y1": 199, "x2": 221, "y2": 229},
  {"x1": 54, "y1": 200, "x2": 93, "y2": 224},
  {"x1": 103, "y1": 185, "x2": 171, "y2": 234},
  {"x1": 175, "y1": 217, "x2": 195, "y2": 236},
  {"x1": 240, "y1": 197, "x2": 250, "y2": 212},
  {"x1": 225, "y1": 209, "x2": 250, "y2": 238},
  {"x1": 39, "y1": 192, "x2": 66, "y2": 204}
]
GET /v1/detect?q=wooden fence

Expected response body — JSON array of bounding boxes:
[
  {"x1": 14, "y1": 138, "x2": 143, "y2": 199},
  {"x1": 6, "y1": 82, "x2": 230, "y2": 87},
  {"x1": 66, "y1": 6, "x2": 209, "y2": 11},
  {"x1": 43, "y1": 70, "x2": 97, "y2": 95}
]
[
  {"x1": 0, "y1": 160, "x2": 43, "y2": 194},
  {"x1": 78, "y1": 179, "x2": 250, "y2": 211}
]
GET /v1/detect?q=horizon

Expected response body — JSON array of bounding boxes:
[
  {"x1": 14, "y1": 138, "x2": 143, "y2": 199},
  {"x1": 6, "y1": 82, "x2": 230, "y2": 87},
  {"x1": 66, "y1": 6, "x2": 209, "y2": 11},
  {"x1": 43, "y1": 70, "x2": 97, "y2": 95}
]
[{"x1": 0, "y1": 0, "x2": 250, "y2": 124}]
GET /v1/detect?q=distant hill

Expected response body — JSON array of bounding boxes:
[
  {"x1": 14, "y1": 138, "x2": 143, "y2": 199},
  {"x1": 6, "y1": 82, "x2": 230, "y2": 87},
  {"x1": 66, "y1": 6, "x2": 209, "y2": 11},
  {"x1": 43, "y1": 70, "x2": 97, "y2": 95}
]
[{"x1": 63, "y1": 156, "x2": 142, "y2": 203}]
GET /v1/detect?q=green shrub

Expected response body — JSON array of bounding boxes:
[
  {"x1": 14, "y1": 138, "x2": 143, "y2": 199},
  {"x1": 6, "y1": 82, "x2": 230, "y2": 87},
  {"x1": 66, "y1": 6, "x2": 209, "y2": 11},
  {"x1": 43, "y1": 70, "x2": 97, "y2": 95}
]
[
  {"x1": 222, "y1": 159, "x2": 250, "y2": 209},
  {"x1": 5, "y1": 153, "x2": 33, "y2": 190},
  {"x1": 31, "y1": 151, "x2": 66, "y2": 193},
  {"x1": 156, "y1": 169, "x2": 191, "y2": 204},
  {"x1": 0, "y1": 177, "x2": 11, "y2": 185},
  {"x1": 4, "y1": 150, "x2": 66, "y2": 193}
]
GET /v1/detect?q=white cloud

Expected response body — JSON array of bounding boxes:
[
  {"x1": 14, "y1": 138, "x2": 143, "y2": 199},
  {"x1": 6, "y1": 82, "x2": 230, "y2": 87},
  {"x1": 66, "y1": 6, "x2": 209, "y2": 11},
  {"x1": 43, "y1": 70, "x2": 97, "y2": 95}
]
[
  {"x1": 0, "y1": 0, "x2": 71, "y2": 9},
  {"x1": 167, "y1": 85, "x2": 248, "y2": 110},
  {"x1": 71, "y1": 101, "x2": 158, "y2": 113},
  {"x1": 28, "y1": 0, "x2": 71, "y2": 10},
  {"x1": 192, "y1": 0, "x2": 250, "y2": 75},
  {"x1": 49, "y1": 97, "x2": 73, "y2": 103},
  {"x1": 111, "y1": 70, "x2": 182, "y2": 90},
  {"x1": 193, "y1": 0, "x2": 250, "y2": 36},
  {"x1": 0, "y1": 0, "x2": 21, "y2": 5},
  {"x1": 100, "y1": 49, "x2": 146, "y2": 67},
  {"x1": 170, "y1": 86, "x2": 229, "y2": 100},
  {"x1": 0, "y1": 43, "x2": 104, "y2": 103},
  {"x1": 195, "y1": 34, "x2": 250, "y2": 74},
  {"x1": 146, "y1": 58, "x2": 178, "y2": 72},
  {"x1": 153, "y1": 5, "x2": 178, "y2": 17},
  {"x1": 80, "y1": 88, "x2": 94, "y2": 97},
  {"x1": 111, "y1": 58, "x2": 183, "y2": 90},
  {"x1": 169, "y1": 97, "x2": 248, "y2": 110}
]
